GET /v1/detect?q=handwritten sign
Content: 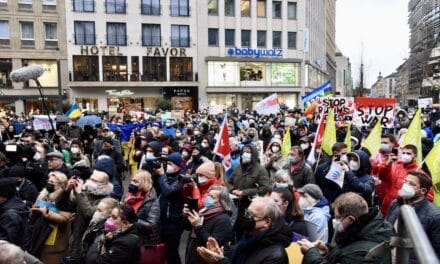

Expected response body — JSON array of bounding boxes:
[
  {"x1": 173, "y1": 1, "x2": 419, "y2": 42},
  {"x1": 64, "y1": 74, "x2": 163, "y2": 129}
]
[
  {"x1": 33, "y1": 115, "x2": 56, "y2": 131},
  {"x1": 353, "y1": 98, "x2": 396, "y2": 128},
  {"x1": 315, "y1": 97, "x2": 355, "y2": 125}
]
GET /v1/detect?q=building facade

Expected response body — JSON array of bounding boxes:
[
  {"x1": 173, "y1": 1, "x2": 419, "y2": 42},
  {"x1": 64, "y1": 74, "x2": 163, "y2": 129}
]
[
  {"x1": 334, "y1": 49, "x2": 353, "y2": 97},
  {"x1": 0, "y1": 0, "x2": 68, "y2": 114},
  {"x1": 325, "y1": 0, "x2": 336, "y2": 91},
  {"x1": 395, "y1": 59, "x2": 409, "y2": 107}
]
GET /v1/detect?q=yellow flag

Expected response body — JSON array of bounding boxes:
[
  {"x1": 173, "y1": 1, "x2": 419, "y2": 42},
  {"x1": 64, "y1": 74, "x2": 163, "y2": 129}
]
[
  {"x1": 345, "y1": 124, "x2": 351, "y2": 152},
  {"x1": 363, "y1": 120, "x2": 382, "y2": 156},
  {"x1": 282, "y1": 127, "x2": 291, "y2": 158},
  {"x1": 321, "y1": 109, "x2": 336, "y2": 156},
  {"x1": 402, "y1": 108, "x2": 422, "y2": 166},
  {"x1": 425, "y1": 141, "x2": 440, "y2": 206}
]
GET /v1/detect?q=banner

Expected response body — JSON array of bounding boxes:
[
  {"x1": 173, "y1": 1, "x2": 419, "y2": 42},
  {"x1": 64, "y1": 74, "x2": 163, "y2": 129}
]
[
  {"x1": 314, "y1": 97, "x2": 355, "y2": 125},
  {"x1": 353, "y1": 98, "x2": 396, "y2": 128},
  {"x1": 302, "y1": 81, "x2": 332, "y2": 115},
  {"x1": 33, "y1": 115, "x2": 56, "y2": 131},
  {"x1": 418, "y1": 97, "x2": 433, "y2": 109},
  {"x1": 255, "y1": 93, "x2": 280, "y2": 115},
  {"x1": 209, "y1": 105, "x2": 224, "y2": 115}
]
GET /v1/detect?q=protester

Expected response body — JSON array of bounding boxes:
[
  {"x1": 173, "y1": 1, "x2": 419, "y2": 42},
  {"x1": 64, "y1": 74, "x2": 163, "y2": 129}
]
[
  {"x1": 261, "y1": 138, "x2": 285, "y2": 178},
  {"x1": 284, "y1": 145, "x2": 315, "y2": 189},
  {"x1": 346, "y1": 150, "x2": 375, "y2": 205}
]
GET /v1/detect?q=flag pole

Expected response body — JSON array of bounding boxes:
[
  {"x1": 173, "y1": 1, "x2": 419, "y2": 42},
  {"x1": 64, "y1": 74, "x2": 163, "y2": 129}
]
[{"x1": 314, "y1": 150, "x2": 322, "y2": 174}]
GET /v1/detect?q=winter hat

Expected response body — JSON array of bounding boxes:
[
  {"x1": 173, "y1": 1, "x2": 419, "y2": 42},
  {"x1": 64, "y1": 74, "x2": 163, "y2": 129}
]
[
  {"x1": 147, "y1": 141, "x2": 163, "y2": 156},
  {"x1": 297, "y1": 184, "x2": 323, "y2": 201},
  {"x1": 182, "y1": 143, "x2": 193, "y2": 152},
  {"x1": 94, "y1": 157, "x2": 115, "y2": 178},
  {"x1": 167, "y1": 152, "x2": 182, "y2": 168},
  {"x1": 0, "y1": 178, "x2": 17, "y2": 199},
  {"x1": 195, "y1": 161, "x2": 216, "y2": 178}
]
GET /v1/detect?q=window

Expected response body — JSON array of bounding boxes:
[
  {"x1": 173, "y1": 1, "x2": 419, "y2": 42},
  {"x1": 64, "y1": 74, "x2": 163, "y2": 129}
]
[
  {"x1": 73, "y1": 0, "x2": 94, "y2": 12},
  {"x1": 225, "y1": 29, "x2": 235, "y2": 46},
  {"x1": 170, "y1": 0, "x2": 188, "y2": 16},
  {"x1": 171, "y1": 25, "x2": 189, "y2": 47},
  {"x1": 208, "y1": 28, "x2": 218, "y2": 46},
  {"x1": 73, "y1": 55, "x2": 99, "y2": 81},
  {"x1": 0, "y1": 59, "x2": 12, "y2": 87},
  {"x1": 43, "y1": 0, "x2": 56, "y2": 5},
  {"x1": 225, "y1": 0, "x2": 234, "y2": 16},
  {"x1": 287, "y1": 2, "x2": 296, "y2": 20},
  {"x1": 208, "y1": 0, "x2": 217, "y2": 15},
  {"x1": 272, "y1": 1, "x2": 281, "y2": 18},
  {"x1": 102, "y1": 56, "x2": 127, "y2": 81},
  {"x1": 241, "y1": 30, "x2": 250, "y2": 47},
  {"x1": 18, "y1": 0, "x2": 32, "y2": 3},
  {"x1": 105, "y1": 0, "x2": 125, "y2": 13},
  {"x1": 141, "y1": 0, "x2": 160, "y2": 15},
  {"x1": 0, "y1": 0, "x2": 7, "y2": 9},
  {"x1": 131, "y1": 56, "x2": 139, "y2": 81},
  {"x1": 0, "y1": 21, "x2": 9, "y2": 39},
  {"x1": 74, "y1": 21, "x2": 95, "y2": 45},
  {"x1": 142, "y1": 57, "x2": 166, "y2": 81},
  {"x1": 142, "y1": 24, "x2": 161, "y2": 46},
  {"x1": 240, "y1": 62, "x2": 265, "y2": 81},
  {"x1": 107, "y1": 23, "x2": 126, "y2": 46},
  {"x1": 20, "y1": 22, "x2": 34, "y2": 39},
  {"x1": 240, "y1": 0, "x2": 250, "y2": 16},
  {"x1": 257, "y1": 0, "x2": 265, "y2": 17},
  {"x1": 288, "y1": 32, "x2": 296, "y2": 49},
  {"x1": 170, "y1": 57, "x2": 192, "y2": 81},
  {"x1": 257, "y1": 30, "x2": 266, "y2": 47},
  {"x1": 44, "y1": 23, "x2": 57, "y2": 40},
  {"x1": 273, "y1": 31, "x2": 281, "y2": 48}
]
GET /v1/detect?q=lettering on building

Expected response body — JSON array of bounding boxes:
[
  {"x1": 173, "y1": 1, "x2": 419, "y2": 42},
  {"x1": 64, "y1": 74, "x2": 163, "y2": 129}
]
[
  {"x1": 80, "y1": 46, "x2": 123, "y2": 56},
  {"x1": 146, "y1": 47, "x2": 187, "y2": 57},
  {"x1": 227, "y1": 47, "x2": 283, "y2": 58}
]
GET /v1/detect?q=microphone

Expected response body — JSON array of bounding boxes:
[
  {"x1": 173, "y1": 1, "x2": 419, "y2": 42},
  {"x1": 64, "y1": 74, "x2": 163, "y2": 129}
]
[{"x1": 10, "y1": 64, "x2": 45, "y2": 82}]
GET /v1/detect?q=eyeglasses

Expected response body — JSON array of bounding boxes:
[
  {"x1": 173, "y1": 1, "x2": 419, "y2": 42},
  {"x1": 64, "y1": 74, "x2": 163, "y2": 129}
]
[{"x1": 244, "y1": 209, "x2": 265, "y2": 221}]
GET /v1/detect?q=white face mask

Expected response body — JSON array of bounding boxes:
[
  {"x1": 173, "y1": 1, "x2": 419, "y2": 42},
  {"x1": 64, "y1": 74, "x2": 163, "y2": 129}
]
[
  {"x1": 241, "y1": 152, "x2": 252, "y2": 163},
  {"x1": 166, "y1": 165, "x2": 177, "y2": 174},
  {"x1": 349, "y1": 160, "x2": 360, "y2": 171},
  {"x1": 146, "y1": 152, "x2": 155, "y2": 161},
  {"x1": 399, "y1": 183, "x2": 416, "y2": 199},
  {"x1": 176, "y1": 132, "x2": 182, "y2": 137},
  {"x1": 33, "y1": 152, "x2": 41, "y2": 161},
  {"x1": 300, "y1": 143, "x2": 309, "y2": 150},
  {"x1": 201, "y1": 142, "x2": 209, "y2": 148},
  {"x1": 182, "y1": 151, "x2": 189, "y2": 158},
  {"x1": 71, "y1": 147, "x2": 80, "y2": 154},
  {"x1": 271, "y1": 146, "x2": 280, "y2": 153},
  {"x1": 194, "y1": 131, "x2": 200, "y2": 136},
  {"x1": 298, "y1": 196, "x2": 316, "y2": 210},
  {"x1": 332, "y1": 218, "x2": 344, "y2": 233},
  {"x1": 91, "y1": 211, "x2": 107, "y2": 223},
  {"x1": 340, "y1": 154, "x2": 348, "y2": 163},
  {"x1": 401, "y1": 154, "x2": 413, "y2": 164}
]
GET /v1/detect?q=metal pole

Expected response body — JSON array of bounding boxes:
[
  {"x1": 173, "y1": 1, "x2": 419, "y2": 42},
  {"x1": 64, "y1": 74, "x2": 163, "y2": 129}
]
[{"x1": 35, "y1": 79, "x2": 56, "y2": 134}]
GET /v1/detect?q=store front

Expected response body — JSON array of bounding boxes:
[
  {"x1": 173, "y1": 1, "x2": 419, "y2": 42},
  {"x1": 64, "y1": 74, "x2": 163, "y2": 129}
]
[{"x1": 163, "y1": 87, "x2": 198, "y2": 111}]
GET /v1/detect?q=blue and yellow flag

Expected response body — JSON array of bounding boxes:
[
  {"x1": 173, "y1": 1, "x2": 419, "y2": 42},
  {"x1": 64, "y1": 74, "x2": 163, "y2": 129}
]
[{"x1": 65, "y1": 103, "x2": 81, "y2": 119}]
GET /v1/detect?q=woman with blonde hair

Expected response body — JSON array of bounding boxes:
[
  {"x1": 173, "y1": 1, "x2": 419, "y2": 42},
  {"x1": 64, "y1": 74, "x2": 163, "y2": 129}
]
[
  {"x1": 30, "y1": 171, "x2": 74, "y2": 264},
  {"x1": 214, "y1": 162, "x2": 227, "y2": 188}
]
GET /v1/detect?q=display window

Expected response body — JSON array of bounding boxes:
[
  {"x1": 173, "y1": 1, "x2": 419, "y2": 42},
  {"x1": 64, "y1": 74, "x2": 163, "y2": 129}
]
[
  {"x1": 271, "y1": 63, "x2": 300, "y2": 85},
  {"x1": 73, "y1": 55, "x2": 99, "y2": 81},
  {"x1": 0, "y1": 59, "x2": 12, "y2": 87},
  {"x1": 142, "y1": 57, "x2": 166, "y2": 81},
  {"x1": 207, "y1": 94, "x2": 237, "y2": 109},
  {"x1": 25, "y1": 59, "x2": 58, "y2": 87},
  {"x1": 170, "y1": 57, "x2": 193, "y2": 81},
  {"x1": 208, "y1": 61, "x2": 239, "y2": 86},
  {"x1": 76, "y1": 97, "x2": 98, "y2": 112},
  {"x1": 102, "y1": 56, "x2": 127, "y2": 81},
  {"x1": 25, "y1": 99, "x2": 57, "y2": 114},
  {"x1": 240, "y1": 62, "x2": 266, "y2": 84}
]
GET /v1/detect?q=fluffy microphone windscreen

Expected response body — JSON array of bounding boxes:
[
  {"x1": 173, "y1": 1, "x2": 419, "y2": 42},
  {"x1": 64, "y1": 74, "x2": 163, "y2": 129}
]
[{"x1": 10, "y1": 64, "x2": 45, "y2": 82}]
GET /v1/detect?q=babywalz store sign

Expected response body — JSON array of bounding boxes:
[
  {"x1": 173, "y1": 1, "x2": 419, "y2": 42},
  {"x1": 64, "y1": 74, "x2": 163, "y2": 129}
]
[{"x1": 227, "y1": 47, "x2": 283, "y2": 58}]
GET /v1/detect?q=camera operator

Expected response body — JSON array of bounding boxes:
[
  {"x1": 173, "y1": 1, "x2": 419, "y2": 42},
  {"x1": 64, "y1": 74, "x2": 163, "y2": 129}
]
[{"x1": 154, "y1": 152, "x2": 184, "y2": 264}]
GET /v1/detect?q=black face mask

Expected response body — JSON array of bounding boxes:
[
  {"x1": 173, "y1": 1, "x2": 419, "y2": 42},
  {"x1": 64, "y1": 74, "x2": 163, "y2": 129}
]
[
  {"x1": 192, "y1": 154, "x2": 200, "y2": 161},
  {"x1": 16, "y1": 179, "x2": 22, "y2": 187},
  {"x1": 46, "y1": 183, "x2": 56, "y2": 193},
  {"x1": 241, "y1": 216, "x2": 256, "y2": 233}
]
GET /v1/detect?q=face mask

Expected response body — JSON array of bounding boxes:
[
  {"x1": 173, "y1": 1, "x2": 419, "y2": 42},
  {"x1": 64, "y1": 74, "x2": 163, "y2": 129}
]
[
  {"x1": 194, "y1": 131, "x2": 200, "y2": 136},
  {"x1": 271, "y1": 146, "x2": 280, "y2": 153},
  {"x1": 104, "y1": 218, "x2": 118, "y2": 233},
  {"x1": 141, "y1": 140, "x2": 147, "y2": 147},
  {"x1": 176, "y1": 132, "x2": 182, "y2": 137},
  {"x1": 288, "y1": 155, "x2": 296, "y2": 164},
  {"x1": 399, "y1": 183, "x2": 416, "y2": 199},
  {"x1": 242, "y1": 216, "x2": 256, "y2": 232},
  {"x1": 241, "y1": 153, "x2": 251, "y2": 163},
  {"x1": 46, "y1": 183, "x2": 56, "y2": 193},
  {"x1": 380, "y1": 143, "x2": 391, "y2": 153},
  {"x1": 300, "y1": 143, "x2": 309, "y2": 150},
  {"x1": 71, "y1": 147, "x2": 80, "y2": 154},
  {"x1": 182, "y1": 151, "x2": 189, "y2": 158},
  {"x1": 298, "y1": 196, "x2": 316, "y2": 210},
  {"x1": 401, "y1": 154, "x2": 413, "y2": 164},
  {"x1": 145, "y1": 152, "x2": 156, "y2": 161},
  {"x1": 91, "y1": 211, "x2": 107, "y2": 223},
  {"x1": 201, "y1": 142, "x2": 209, "y2": 148},
  {"x1": 204, "y1": 196, "x2": 216, "y2": 208},
  {"x1": 33, "y1": 152, "x2": 41, "y2": 161},
  {"x1": 349, "y1": 161, "x2": 360, "y2": 171},
  {"x1": 248, "y1": 134, "x2": 255, "y2": 139},
  {"x1": 275, "y1": 182, "x2": 289, "y2": 189},
  {"x1": 340, "y1": 154, "x2": 348, "y2": 163},
  {"x1": 192, "y1": 154, "x2": 201, "y2": 161},
  {"x1": 332, "y1": 218, "x2": 344, "y2": 233},
  {"x1": 128, "y1": 183, "x2": 139, "y2": 194},
  {"x1": 274, "y1": 135, "x2": 281, "y2": 140},
  {"x1": 198, "y1": 176, "x2": 208, "y2": 184},
  {"x1": 166, "y1": 165, "x2": 177, "y2": 174}
]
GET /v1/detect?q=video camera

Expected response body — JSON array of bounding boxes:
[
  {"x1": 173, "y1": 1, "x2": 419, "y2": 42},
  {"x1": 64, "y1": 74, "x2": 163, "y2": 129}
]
[{"x1": 180, "y1": 174, "x2": 198, "y2": 184}]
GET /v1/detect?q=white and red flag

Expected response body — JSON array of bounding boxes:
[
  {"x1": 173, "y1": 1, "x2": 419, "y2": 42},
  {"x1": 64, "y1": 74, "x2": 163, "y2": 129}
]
[
  {"x1": 213, "y1": 115, "x2": 231, "y2": 170},
  {"x1": 306, "y1": 111, "x2": 325, "y2": 165},
  {"x1": 255, "y1": 94, "x2": 280, "y2": 115}
]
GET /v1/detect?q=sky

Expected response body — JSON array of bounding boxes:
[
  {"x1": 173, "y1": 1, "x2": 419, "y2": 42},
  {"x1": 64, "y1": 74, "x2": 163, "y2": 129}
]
[{"x1": 336, "y1": 0, "x2": 410, "y2": 88}]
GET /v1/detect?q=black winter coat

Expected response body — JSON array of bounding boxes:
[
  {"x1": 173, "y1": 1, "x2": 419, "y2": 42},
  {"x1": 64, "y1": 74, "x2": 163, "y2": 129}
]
[
  {"x1": 157, "y1": 171, "x2": 184, "y2": 224},
  {"x1": 17, "y1": 179, "x2": 39, "y2": 207},
  {"x1": 135, "y1": 189, "x2": 161, "y2": 245},
  {"x1": 0, "y1": 196, "x2": 28, "y2": 246}
]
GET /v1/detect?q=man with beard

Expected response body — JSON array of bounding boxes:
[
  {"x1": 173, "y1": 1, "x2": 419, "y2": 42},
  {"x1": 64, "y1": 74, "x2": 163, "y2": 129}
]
[
  {"x1": 298, "y1": 192, "x2": 394, "y2": 263},
  {"x1": 67, "y1": 159, "x2": 114, "y2": 258},
  {"x1": 197, "y1": 196, "x2": 291, "y2": 263}
]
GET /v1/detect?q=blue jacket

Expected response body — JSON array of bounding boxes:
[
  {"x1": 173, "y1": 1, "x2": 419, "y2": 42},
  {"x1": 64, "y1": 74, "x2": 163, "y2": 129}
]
[
  {"x1": 157, "y1": 171, "x2": 184, "y2": 224},
  {"x1": 303, "y1": 197, "x2": 331, "y2": 243}
]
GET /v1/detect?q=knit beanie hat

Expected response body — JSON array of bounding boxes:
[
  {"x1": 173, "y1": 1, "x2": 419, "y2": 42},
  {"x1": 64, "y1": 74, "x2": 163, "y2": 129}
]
[
  {"x1": 0, "y1": 178, "x2": 17, "y2": 199},
  {"x1": 167, "y1": 152, "x2": 182, "y2": 168},
  {"x1": 195, "y1": 161, "x2": 216, "y2": 178}
]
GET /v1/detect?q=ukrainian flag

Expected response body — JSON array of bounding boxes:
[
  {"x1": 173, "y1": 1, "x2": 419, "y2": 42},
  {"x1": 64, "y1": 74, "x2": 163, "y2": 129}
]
[{"x1": 65, "y1": 103, "x2": 82, "y2": 119}]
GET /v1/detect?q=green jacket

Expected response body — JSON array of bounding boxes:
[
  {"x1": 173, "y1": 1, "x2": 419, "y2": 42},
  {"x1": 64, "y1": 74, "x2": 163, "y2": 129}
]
[{"x1": 303, "y1": 208, "x2": 394, "y2": 264}]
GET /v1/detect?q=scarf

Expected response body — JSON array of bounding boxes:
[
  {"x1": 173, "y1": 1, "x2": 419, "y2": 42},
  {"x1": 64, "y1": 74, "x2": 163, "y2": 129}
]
[
  {"x1": 125, "y1": 191, "x2": 147, "y2": 213},
  {"x1": 230, "y1": 230, "x2": 268, "y2": 264}
]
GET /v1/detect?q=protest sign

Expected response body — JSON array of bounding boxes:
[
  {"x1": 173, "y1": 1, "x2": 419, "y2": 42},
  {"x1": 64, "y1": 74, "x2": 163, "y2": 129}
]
[
  {"x1": 33, "y1": 115, "x2": 56, "y2": 131},
  {"x1": 325, "y1": 162, "x2": 345, "y2": 188},
  {"x1": 353, "y1": 98, "x2": 396, "y2": 128},
  {"x1": 314, "y1": 97, "x2": 355, "y2": 125},
  {"x1": 418, "y1": 97, "x2": 433, "y2": 109},
  {"x1": 209, "y1": 105, "x2": 224, "y2": 115}
]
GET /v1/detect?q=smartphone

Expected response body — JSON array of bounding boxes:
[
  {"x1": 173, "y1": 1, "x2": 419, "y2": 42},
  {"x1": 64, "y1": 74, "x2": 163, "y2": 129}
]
[
  {"x1": 392, "y1": 148, "x2": 399, "y2": 156},
  {"x1": 334, "y1": 155, "x2": 341, "y2": 162},
  {"x1": 186, "y1": 198, "x2": 198, "y2": 212}
]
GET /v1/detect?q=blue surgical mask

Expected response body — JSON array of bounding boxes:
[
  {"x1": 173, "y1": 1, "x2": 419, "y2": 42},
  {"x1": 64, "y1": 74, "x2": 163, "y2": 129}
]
[
  {"x1": 288, "y1": 155, "x2": 296, "y2": 164},
  {"x1": 275, "y1": 182, "x2": 289, "y2": 189},
  {"x1": 204, "y1": 196, "x2": 216, "y2": 208}
]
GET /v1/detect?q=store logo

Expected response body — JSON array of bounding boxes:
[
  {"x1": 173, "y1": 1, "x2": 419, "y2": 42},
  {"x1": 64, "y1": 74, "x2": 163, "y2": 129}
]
[{"x1": 227, "y1": 47, "x2": 283, "y2": 58}]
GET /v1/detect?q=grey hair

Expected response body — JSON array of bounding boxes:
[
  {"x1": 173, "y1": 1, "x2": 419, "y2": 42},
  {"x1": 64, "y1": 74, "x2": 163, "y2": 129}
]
[
  {"x1": 274, "y1": 170, "x2": 293, "y2": 185},
  {"x1": 210, "y1": 186, "x2": 232, "y2": 211},
  {"x1": 0, "y1": 240, "x2": 25, "y2": 264},
  {"x1": 251, "y1": 196, "x2": 283, "y2": 222},
  {"x1": 99, "y1": 198, "x2": 119, "y2": 212}
]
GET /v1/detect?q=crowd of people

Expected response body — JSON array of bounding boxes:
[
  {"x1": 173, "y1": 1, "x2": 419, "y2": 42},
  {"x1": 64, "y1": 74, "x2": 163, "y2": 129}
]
[{"x1": 0, "y1": 106, "x2": 440, "y2": 264}]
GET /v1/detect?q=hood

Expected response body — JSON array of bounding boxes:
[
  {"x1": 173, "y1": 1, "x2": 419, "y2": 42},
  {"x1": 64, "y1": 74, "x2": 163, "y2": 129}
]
[
  {"x1": 94, "y1": 157, "x2": 115, "y2": 178},
  {"x1": 241, "y1": 144, "x2": 260, "y2": 164},
  {"x1": 247, "y1": 127, "x2": 259, "y2": 141},
  {"x1": 266, "y1": 138, "x2": 282, "y2": 153},
  {"x1": 315, "y1": 197, "x2": 329, "y2": 208},
  {"x1": 351, "y1": 149, "x2": 372, "y2": 175},
  {"x1": 147, "y1": 141, "x2": 163, "y2": 156}
]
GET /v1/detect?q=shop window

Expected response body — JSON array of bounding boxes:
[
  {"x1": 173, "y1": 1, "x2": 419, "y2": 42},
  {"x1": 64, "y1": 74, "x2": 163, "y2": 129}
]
[
  {"x1": 105, "y1": 0, "x2": 125, "y2": 13},
  {"x1": 225, "y1": 29, "x2": 235, "y2": 46},
  {"x1": 76, "y1": 97, "x2": 98, "y2": 112},
  {"x1": 271, "y1": 63, "x2": 300, "y2": 85},
  {"x1": 272, "y1": 1, "x2": 281, "y2": 18},
  {"x1": 241, "y1": 30, "x2": 250, "y2": 47},
  {"x1": 225, "y1": 0, "x2": 234, "y2": 16},
  {"x1": 257, "y1": 0, "x2": 265, "y2": 17},
  {"x1": 208, "y1": 94, "x2": 237, "y2": 109},
  {"x1": 170, "y1": 57, "x2": 192, "y2": 81},
  {"x1": 208, "y1": 0, "x2": 218, "y2": 15},
  {"x1": 288, "y1": 32, "x2": 296, "y2": 49},
  {"x1": 257, "y1": 30, "x2": 266, "y2": 48},
  {"x1": 208, "y1": 28, "x2": 218, "y2": 46},
  {"x1": 142, "y1": 57, "x2": 166, "y2": 81},
  {"x1": 107, "y1": 23, "x2": 126, "y2": 46},
  {"x1": 240, "y1": 62, "x2": 265, "y2": 82},
  {"x1": 240, "y1": 0, "x2": 250, "y2": 17},
  {"x1": 171, "y1": 25, "x2": 189, "y2": 47},
  {"x1": 103, "y1": 56, "x2": 127, "y2": 81},
  {"x1": 141, "y1": 0, "x2": 160, "y2": 15},
  {"x1": 25, "y1": 59, "x2": 58, "y2": 87},
  {"x1": 73, "y1": 0, "x2": 94, "y2": 12},
  {"x1": 142, "y1": 24, "x2": 161, "y2": 46},
  {"x1": 273, "y1": 31, "x2": 281, "y2": 48},
  {"x1": 0, "y1": 59, "x2": 12, "y2": 87},
  {"x1": 208, "y1": 61, "x2": 239, "y2": 86},
  {"x1": 288, "y1": 2, "x2": 296, "y2": 20},
  {"x1": 74, "y1": 21, "x2": 95, "y2": 45},
  {"x1": 73, "y1": 55, "x2": 99, "y2": 81},
  {"x1": 131, "y1": 56, "x2": 139, "y2": 81},
  {"x1": 170, "y1": 0, "x2": 189, "y2": 16}
]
